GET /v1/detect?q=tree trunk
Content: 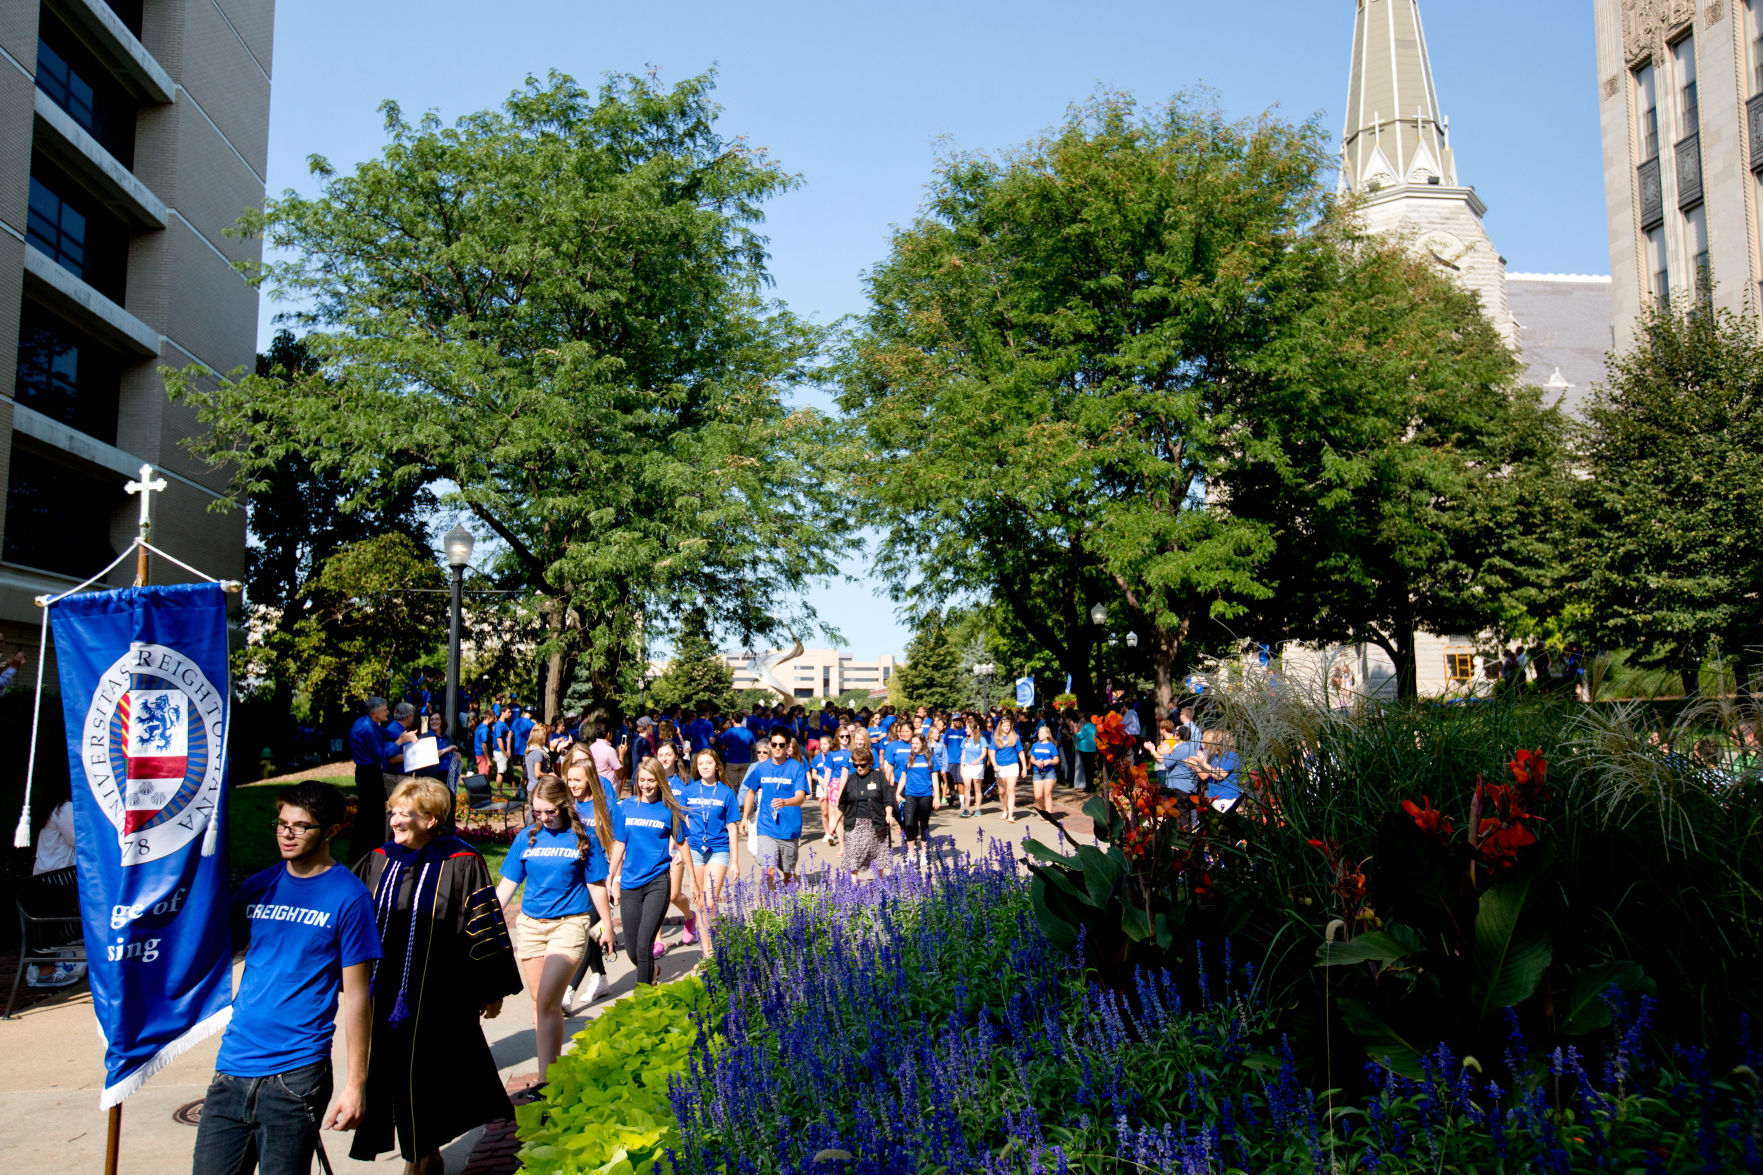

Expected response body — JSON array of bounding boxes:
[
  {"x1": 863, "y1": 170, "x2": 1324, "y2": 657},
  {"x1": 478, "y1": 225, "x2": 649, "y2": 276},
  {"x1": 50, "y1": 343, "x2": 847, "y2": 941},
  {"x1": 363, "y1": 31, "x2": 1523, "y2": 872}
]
[
  {"x1": 1369, "y1": 627, "x2": 1419, "y2": 700},
  {"x1": 1679, "y1": 662, "x2": 1700, "y2": 699},
  {"x1": 541, "y1": 598, "x2": 567, "y2": 722}
]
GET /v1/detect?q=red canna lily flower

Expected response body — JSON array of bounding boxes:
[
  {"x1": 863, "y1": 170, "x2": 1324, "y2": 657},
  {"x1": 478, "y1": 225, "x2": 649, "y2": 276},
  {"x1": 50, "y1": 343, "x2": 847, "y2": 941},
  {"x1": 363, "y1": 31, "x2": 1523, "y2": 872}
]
[{"x1": 1401, "y1": 795, "x2": 1455, "y2": 841}]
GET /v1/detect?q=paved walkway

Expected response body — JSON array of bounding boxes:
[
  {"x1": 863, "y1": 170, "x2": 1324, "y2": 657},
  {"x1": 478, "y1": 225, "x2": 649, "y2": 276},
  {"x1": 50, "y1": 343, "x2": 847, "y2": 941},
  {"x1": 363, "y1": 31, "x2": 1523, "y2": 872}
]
[{"x1": 0, "y1": 783, "x2": 1096, "y2": 1173}]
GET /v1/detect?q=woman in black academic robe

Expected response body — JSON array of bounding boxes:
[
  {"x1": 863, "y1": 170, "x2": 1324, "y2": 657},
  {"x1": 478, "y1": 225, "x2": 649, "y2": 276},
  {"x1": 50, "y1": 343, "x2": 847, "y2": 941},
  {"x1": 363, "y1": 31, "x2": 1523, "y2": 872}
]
[{"x1": 351, "y1": 778, "x2": 525, "y2": 1174}]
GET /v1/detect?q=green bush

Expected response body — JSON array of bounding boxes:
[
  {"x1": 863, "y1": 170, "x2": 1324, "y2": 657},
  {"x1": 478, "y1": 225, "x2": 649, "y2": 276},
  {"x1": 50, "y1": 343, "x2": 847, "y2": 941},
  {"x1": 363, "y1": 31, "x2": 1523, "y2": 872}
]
[{"x1": 515, "y1": 978, "x2": 706, "y2": 1175}]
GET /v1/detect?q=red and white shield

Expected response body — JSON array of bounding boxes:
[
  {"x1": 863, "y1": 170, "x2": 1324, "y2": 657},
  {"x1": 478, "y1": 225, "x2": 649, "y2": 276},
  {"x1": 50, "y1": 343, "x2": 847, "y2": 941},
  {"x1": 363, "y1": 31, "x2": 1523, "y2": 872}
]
[{"x1": 120, "y1": 689, "x2": 188, "y2": 833}]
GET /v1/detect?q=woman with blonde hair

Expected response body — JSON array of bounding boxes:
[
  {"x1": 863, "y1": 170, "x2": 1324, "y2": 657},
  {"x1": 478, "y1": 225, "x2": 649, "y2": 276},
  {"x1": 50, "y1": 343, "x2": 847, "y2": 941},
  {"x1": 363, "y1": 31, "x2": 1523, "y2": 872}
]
[
  {"x1": 557, "y1": 752, "x2": 620, "y2": 1014},
  {"x1": 1186, "y1": 729, "x2": 1242, "y2": 812},
  {"x1": 609, "y1": 758, "x2": 690, "y2": 985},
  {"x1": 653, "y1": 742, "x2": 696, "y2": 957},
  {"x1": 494, "y1": 775, "x2": 608, "y2": 1094},
  {"x1": 351, "y1": 778, "x2": 522, "y2": 1169}
]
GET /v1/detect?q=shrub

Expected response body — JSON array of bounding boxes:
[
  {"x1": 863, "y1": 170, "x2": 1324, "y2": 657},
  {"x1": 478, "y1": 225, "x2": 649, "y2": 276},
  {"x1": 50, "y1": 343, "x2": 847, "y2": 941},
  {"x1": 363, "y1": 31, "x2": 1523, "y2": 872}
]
[{"x1": 515, "y1": 978, "x2": 705, "y2": 1175}]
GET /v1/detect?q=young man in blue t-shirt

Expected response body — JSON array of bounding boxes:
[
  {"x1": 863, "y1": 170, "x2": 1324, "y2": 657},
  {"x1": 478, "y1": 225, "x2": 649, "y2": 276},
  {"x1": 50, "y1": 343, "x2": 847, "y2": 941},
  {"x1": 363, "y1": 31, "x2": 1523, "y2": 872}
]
[
  {"x1": 192, "y1": 781, "x2": 382, "y2": 1175},
  {"x1": 741, "y1": 732, "x2": 809, "y2": 889}
]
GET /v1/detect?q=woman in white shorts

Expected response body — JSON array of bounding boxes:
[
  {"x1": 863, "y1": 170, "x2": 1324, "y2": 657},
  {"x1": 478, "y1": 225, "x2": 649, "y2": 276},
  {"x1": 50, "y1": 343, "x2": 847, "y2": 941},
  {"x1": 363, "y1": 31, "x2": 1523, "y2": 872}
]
[
  {"x1": 957, "y1": 714, "x2": 990, "y2": 816},
  {"x1": 989, "y1": 715, "x2": 1024, "y2": 822}
]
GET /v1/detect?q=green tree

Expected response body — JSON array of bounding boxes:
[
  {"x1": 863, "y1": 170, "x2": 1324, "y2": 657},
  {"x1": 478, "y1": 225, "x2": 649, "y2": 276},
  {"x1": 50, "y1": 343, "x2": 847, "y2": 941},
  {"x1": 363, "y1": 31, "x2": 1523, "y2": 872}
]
[
  {"x1": 1574, "y1": 303, "x2": 1763, "y2": 694},
  {"x1": 1231, "y1": 242, "x2": 1545, "y2": 696},
  {"x1": 647, "y1": 612, "x2": 736, "y2": 714},
  {"x1": 892, "y1": 614, "x2": 967, "y2": 711},
  {"x1": 243, "y1": 532, "x2": 449, "y2": 723},
  {"x1": 168, "y1": 71, "x2": 840, "y2": 722}
]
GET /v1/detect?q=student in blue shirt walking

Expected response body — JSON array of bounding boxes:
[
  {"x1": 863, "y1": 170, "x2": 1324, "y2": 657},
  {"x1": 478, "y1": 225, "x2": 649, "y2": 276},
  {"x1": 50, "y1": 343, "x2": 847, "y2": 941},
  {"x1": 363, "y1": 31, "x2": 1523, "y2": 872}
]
[
  {"x1": 818, "y1": 725, "x2": 854, "y2": 846},
  {"x1": 741, "y1": 731, "x2": 810, "y2": 889},
  {"x1": 990, "y1": 715, "x2": 1025, "y2": 823},
  {"x1": 610, "y1": 760, "x2": 689, "y2": 985},
  {"x1": 495, "y1": 777, "x2": 606, "y2": 1092},
  {"x1": 651, "y1": 743, "x2": 698, "y2": 959},
  {"x1": 557, "y1": 755, "x2": 621, "y2": 1016},
  {"x1": 895, "y1": 734, "x2": 940, "y2": 871},
  {"x1": 957, "y1": 715, "x2": 991, "y2": 818},
  {"x1": 681, "y1": 748, "x2": 742, "y2": 959},
  {"x1": 192, "y1": 781, "x2": 381, "y2": 1175},
  {"x1": 1029, "y1": 723, "x2": 1062, "y2": 814}
]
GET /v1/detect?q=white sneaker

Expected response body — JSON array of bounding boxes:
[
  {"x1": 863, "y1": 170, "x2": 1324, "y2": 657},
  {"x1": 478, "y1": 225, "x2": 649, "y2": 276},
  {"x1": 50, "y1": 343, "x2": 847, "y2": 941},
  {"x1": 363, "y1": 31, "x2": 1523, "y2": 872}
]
[
  {"x1": 560, "y1": 986, "x2": 577, "y2": 1016},
  {"x1": 578, "y1": 973, "x2": 603, "y2": 1009}
]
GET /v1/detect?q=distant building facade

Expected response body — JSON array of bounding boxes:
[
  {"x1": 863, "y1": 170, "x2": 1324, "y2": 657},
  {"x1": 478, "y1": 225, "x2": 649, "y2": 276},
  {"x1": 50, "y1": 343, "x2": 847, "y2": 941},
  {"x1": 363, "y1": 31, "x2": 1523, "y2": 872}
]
[
  {"x1": 0, "y1": 0, "x2": 270, "y2": 653},
  {"x1": 648, "y1": 647, "x2": 899, "y2": 701},
  {"x1": 1594, "y1": 0, "x2": 1763, "y2": 345}
]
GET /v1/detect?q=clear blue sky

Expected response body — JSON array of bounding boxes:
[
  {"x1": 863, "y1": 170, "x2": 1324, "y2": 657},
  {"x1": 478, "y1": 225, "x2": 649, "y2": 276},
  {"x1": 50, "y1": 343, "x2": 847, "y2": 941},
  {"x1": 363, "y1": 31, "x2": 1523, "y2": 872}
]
[{"x1": 262, "y1": 0, "x2": 1608, "y2": 661}]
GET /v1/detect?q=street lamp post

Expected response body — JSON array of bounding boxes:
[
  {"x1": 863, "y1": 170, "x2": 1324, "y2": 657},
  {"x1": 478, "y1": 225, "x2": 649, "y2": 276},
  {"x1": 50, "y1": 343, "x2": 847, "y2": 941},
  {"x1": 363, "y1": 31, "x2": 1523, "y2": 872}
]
[
  {"x1": 972, "y1": 662, "x2": 995, "y2": 710},
  {"x1": 443, "y1": 523, "x2": 475, "y2": 745}
]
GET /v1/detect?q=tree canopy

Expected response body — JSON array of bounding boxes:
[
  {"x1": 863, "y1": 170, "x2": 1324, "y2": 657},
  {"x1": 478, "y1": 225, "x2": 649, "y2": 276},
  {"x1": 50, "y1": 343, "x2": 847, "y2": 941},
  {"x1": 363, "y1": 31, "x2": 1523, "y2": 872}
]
[
  {"x1": 1574, "y1": 302, "x2": 1763, "y2": 693},
  {"x1": 839, "y1": 93, "x2": 1534, "y2": 703},
  {"x1": 169, "y1": 71, "x2": 841, "y2": 720}
]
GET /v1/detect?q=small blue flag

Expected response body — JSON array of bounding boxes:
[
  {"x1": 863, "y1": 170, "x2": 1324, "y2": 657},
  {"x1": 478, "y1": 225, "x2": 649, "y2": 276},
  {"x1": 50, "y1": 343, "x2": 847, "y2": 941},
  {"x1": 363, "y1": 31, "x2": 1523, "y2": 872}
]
[{"x1": 52, "y1": 583, "x2": 233, "y2": 1107}]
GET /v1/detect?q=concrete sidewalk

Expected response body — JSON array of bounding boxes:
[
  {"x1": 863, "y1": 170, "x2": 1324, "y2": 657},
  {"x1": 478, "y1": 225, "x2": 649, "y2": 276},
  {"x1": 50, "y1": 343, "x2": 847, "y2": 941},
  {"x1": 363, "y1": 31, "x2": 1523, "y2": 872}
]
[{"x1": 0, "y1": 782, "x2": 1096, "y2": 1173}]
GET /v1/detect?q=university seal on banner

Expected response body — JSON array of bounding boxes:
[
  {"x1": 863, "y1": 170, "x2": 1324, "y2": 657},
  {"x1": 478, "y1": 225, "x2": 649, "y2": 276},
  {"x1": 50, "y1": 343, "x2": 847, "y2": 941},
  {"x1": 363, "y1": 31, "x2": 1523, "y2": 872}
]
[{"x1": 81, "y1": 641, "x2": 226, "y2": 865}]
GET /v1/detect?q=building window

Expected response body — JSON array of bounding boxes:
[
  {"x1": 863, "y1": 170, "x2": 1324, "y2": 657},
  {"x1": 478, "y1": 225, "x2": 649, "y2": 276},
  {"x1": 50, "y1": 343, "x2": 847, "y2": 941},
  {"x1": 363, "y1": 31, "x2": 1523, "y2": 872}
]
[
  {"x1": 1446, "y1": 653, "x2": 1475, "y2": 682},
  {"x1": 36, "y1": 12, "x2": 137, "y2": 165},
  {"x1": 13, "y1": 306, "x2": 121, "y2": 442},
  {"x1": 1749, "y1": 0, "x2": 1763, "y2": 94},
  {"x1": 1686, "y1": 204, "x2": 1711, "y2": 304},
  {"x1": 1646, "y1": 225, "x2": 1671, "y2": 303},
  {"x1": 26, "y1": 159, "x2": 129, "y2": 302},
  {"x1": 1636, "y1": 62, "x2": 1660, "y2": 160},
  {"x1": 2, "y1": 448, "x2": 123, "y2": 578},
  {"x1": 1672, "y1": 36, "x2": 1699, "y2": 138}
]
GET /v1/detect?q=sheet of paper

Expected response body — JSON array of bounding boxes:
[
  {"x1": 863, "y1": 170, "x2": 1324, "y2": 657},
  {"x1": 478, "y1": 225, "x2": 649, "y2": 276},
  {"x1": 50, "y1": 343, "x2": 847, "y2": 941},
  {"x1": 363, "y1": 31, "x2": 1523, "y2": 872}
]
[{"x1": 402, "y1": 736, "x2": 440, "y2": 772}]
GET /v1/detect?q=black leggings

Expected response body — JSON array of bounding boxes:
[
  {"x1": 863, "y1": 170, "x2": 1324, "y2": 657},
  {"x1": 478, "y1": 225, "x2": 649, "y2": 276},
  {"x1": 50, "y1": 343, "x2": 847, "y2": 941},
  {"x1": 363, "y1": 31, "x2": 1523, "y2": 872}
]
[
  {"x1": 900, "y1": 794, "x2": 934, "y2": 844},
  {"x1": 624, "y1": 875, "x2": 672, "y2": 985},
  {"x1": 567, "y1": 905, "x2": 607, "y2": 989}
]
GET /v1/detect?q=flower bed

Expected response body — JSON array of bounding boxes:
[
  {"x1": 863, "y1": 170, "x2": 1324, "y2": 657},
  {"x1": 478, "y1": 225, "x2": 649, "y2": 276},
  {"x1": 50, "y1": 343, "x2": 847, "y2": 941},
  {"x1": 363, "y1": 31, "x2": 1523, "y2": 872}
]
[{"x1": 663, "y1": 842, "x2": 1763, "y2": 1173}]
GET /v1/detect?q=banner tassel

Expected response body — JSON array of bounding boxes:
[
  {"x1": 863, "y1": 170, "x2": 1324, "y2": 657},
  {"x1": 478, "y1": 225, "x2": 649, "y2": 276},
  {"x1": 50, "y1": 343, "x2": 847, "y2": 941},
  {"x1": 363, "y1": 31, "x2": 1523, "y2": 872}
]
[{"x1": 14, "y1": 606, "x2": 53, "y2": 848}]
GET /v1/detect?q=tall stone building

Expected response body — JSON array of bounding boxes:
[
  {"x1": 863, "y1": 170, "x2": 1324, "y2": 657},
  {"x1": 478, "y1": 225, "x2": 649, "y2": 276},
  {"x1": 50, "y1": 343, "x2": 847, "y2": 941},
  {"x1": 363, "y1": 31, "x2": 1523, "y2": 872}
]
[
  {"x1": 1594, "y1": 1, "x2": 1761, "y2": 347},
  {"x1": 1284, "y1": 1, "x2": 1615, "y2": 698},
  {"x1": 0, "y1": 0, "x2": 269, "y2": 655}
]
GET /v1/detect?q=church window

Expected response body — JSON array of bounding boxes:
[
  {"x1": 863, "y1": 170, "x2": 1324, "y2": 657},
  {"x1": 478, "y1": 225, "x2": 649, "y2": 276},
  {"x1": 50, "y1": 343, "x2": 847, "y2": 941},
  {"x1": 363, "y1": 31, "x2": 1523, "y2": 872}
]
[
  {"x1": 1445, "y1": 653, "x2": 1475, "y2": 682},
  {"x1": 1671, "y1": 36, "x2": 1699, "y2": 140},
  {"x1": 1635, "y1": 63, "x2": 1660, "y2": 160}
]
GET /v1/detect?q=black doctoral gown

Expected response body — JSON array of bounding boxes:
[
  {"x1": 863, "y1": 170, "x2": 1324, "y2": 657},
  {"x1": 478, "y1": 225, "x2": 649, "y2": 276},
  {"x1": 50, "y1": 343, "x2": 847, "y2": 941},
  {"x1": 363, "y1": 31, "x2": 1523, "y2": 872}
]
[{"x1": 350, "y1": 835, "x2": 524, "y2": 1161}]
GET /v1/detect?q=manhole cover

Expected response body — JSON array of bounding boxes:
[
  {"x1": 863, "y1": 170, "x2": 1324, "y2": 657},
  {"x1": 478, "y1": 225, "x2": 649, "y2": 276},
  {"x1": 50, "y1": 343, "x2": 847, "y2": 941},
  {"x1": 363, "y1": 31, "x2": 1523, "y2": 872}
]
[{"x1": 173, "y1": 1099, "x2": 203, "y2": 1126}]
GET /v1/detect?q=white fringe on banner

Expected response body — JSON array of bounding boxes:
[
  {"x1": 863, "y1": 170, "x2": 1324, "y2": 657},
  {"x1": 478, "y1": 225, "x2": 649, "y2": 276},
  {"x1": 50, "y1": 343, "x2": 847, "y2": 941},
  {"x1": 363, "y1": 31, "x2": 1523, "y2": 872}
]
[{"x1": 98, "y1": 1005, "x2": 232, "y2": 1109}]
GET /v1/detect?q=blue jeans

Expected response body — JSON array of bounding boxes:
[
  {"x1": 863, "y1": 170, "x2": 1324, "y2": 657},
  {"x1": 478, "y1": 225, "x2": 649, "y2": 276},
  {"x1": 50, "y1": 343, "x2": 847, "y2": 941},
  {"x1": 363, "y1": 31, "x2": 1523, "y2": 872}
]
[{"x1": 191, "y1": 1059, "x2": 332, "y2": 1175}]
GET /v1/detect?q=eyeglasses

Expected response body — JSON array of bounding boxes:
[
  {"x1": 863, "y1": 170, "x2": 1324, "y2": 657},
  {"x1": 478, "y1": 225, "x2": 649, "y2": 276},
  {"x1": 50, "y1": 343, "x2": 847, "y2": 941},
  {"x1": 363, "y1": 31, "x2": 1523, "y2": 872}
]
[
  {"x1": 770, "y1": 741, "x2": 787, "y2": 748},
  {"x1": 275, "y1": 820, "x2": 321, "y2": 837}
]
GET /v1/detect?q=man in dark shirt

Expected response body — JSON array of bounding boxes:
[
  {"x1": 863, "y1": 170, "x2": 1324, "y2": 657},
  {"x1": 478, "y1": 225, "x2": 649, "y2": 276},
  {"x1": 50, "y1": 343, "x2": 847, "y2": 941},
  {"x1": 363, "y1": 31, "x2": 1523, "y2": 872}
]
[{"x1": 347, "y1": 697, "x2": 414, "y2": 855}]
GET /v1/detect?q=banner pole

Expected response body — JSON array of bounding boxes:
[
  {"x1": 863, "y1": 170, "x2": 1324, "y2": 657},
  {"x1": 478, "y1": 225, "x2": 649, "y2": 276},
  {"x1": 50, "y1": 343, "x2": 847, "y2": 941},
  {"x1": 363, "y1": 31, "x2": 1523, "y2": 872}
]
[{"x1": 104, "y1": 1104, "x2": 120, "y2": 1175}]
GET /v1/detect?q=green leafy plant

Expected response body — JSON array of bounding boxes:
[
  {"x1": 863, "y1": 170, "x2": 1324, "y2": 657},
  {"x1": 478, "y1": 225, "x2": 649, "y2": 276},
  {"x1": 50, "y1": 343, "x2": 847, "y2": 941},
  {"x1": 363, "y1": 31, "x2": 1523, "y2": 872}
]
[{"x1": 515, "y1": 978, "x2": 707, "y2": 1175}]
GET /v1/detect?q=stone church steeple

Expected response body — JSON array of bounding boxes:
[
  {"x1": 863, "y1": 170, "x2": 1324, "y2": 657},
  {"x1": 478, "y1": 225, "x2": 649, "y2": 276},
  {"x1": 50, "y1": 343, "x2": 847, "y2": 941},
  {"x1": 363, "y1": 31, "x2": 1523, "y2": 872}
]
[{"x1": 1341, "y1": 0, "x2": 1513, "y2": 343}]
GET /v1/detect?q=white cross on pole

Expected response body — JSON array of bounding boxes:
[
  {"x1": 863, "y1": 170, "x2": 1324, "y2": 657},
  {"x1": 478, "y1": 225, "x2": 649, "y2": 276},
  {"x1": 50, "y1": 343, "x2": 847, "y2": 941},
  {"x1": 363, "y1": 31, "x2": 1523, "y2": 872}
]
[{"x1": 124, "y1": 463, "x2": 167, "y2": 587}]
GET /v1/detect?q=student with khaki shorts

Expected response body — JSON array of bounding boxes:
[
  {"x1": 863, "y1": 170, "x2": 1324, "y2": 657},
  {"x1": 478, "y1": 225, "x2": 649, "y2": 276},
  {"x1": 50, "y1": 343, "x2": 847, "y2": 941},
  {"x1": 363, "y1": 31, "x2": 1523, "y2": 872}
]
[{"x1": 494, "y1": 777, "x2": 611, "y2": 1100}]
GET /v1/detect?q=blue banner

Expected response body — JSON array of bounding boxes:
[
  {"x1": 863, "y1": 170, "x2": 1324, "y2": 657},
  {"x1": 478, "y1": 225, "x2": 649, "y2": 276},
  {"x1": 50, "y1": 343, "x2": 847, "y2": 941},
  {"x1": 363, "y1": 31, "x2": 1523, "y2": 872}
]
[
  {"x1": 52, "y1": 584, "x2": 233, "y2": 1107},
  {"x1": 1015, "y1": 676, "x2": 1035, "y2": 707}
]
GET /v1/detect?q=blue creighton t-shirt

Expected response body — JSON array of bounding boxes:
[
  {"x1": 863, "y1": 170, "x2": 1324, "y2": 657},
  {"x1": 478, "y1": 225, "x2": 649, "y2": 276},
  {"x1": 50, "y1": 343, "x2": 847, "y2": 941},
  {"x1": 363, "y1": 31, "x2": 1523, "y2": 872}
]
[
  {"x1": 681, "y1": 780, "x2": 741, "y2": 854},
  {"x1": 616, "y1": 797, "x2": 686, "y2": 888},
  {"x1": 900, "y1": 756, "x2": 936, "y2": 798},
  {"x1": 500, "y1": 824, "x2": 591, "y2": 919},
  {"x1": 1031, "y1": 740, "x2": 1060, "y2": 777},
  {"x1": 746, "y1": 757, "x2": 809, "y2": 840},
  {"x1": 216, "y1": 863, "x2": 382, "y2": 1078},
  {"x1": 571, "y1": 799, "x2": 622, "y2": 884}
]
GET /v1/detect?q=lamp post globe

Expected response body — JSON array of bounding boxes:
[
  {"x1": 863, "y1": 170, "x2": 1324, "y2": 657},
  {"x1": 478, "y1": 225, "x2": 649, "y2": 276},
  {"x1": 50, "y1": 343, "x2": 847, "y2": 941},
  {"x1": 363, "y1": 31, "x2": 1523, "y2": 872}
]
[
  {"x1": 443, "y1": 523, "x2": 474, "y2": 744},
  {"x1": 1089, "y1": 602, "x2": 1108, "y2": 627},
  {"x1": 1126, "y1": 631, "x2": 1139, "y2": 649}
]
